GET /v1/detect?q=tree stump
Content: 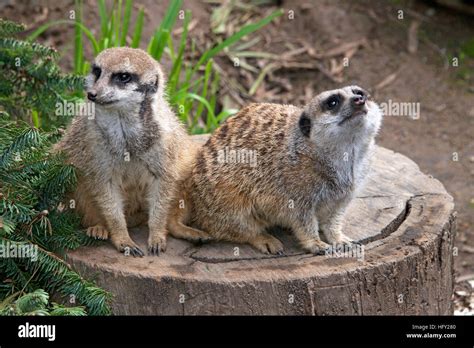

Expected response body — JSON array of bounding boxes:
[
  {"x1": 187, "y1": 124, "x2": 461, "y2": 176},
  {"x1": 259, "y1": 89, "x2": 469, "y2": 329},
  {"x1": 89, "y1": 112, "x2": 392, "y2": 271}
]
[{"x1": 67, "y1": 135, "x2": 456, "y2": 315}]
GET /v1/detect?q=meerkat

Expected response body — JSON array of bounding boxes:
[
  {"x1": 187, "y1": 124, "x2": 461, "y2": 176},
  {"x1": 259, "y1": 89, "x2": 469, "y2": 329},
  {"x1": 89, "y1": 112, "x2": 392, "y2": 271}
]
[
  {"x1": 56, "y1": 47, "x2": 206, "y2": 257},
  {"x1": 168, "y1": 86, "x2": 383, "y2": 254}
]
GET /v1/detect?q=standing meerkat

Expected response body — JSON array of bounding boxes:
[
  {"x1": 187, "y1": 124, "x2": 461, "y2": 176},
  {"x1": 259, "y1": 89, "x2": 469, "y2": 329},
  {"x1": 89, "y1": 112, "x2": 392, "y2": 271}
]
[
  {"x1": 168, "y1": 86, "x2": 383, "y2": 254},
  {"x1": 56, "y1": 47, "x2": 204, "y2": 257}
]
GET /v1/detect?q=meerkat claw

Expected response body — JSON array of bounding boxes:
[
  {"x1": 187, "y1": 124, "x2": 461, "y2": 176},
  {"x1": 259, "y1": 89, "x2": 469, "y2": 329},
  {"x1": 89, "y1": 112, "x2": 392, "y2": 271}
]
[
  {"x1": 132, "y1": 247, "x2": 145, "y2": 257},
  {"x1": 132, "y1": 247, "x2": 144, "y2": 257},
  {"x1": 147, "y1": 239, "x2": 166, "y2": 256},
  {"x1": 121, "y1": 245, "x2": 144, "y2": 257},
  {"x1": 148, "y1": 245, "x2": 161, "y2": 256},
  {"x1": 311, "y1": 248, "x2": 326, "y2": 256}
]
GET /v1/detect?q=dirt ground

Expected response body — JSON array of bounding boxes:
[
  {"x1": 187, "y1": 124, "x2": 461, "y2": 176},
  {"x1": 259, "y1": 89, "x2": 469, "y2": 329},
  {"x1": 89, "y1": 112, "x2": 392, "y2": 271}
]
[{"x1": 1, "y1": 0, "x2": 473, "y2": 310}]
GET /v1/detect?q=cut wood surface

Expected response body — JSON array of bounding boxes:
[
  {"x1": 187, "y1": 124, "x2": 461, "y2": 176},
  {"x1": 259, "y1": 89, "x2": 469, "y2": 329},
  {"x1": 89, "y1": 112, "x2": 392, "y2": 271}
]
[{"x1": 67, "y1": 135, "x2": 456, "y2": 315}]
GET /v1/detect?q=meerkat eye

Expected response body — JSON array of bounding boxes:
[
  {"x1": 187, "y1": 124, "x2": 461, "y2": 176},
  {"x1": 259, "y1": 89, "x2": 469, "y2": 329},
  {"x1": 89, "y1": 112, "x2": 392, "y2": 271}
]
[
  {"x1": 325, "y1": 95, "x2": 341, "y2": 110},
  {"x1": 117, "y1": 73, "x2": 132, "y2": 83}
]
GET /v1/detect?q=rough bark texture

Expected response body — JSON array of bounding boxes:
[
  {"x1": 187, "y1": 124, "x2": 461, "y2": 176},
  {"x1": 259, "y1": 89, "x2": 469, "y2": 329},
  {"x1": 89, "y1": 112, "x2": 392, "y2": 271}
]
[{"x1": 67, "y1": 136, "x2": 456, "y2": 315}]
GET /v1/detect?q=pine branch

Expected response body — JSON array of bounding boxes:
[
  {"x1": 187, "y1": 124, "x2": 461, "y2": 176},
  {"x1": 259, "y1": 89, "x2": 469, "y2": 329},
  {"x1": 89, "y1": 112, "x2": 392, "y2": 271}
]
[
  {"x1": 0, "y1": 19, "x2": 25, "y2": 38},
  {"x1": 0, "y1": 19, "x2": 111, "y2": 316},
  {"x1": 0, "y1": 38, "x2": 59, "y2": 59},
  {"x1": 0, "y1": 127, "x2": 42, "y2": 168}
]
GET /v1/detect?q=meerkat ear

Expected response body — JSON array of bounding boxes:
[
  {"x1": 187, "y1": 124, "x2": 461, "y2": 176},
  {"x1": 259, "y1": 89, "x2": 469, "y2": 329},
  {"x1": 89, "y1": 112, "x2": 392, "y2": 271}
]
[
  {"x1": 147, "y1": 74, "x2": 159, "y2": 93},
  {"x1": 299, "y1": 111, "x2": 311, "y2": 137},
  {"x1": 136, "y1": 74, "x2": 159, "y2": 94}
]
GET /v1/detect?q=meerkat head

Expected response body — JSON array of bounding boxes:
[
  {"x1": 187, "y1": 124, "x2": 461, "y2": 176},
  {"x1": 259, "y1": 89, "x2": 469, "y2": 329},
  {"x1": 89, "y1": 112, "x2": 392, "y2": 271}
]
[
  {"x1": 298, "y1": 85, "x2": 382, "y2": 146},
  {"x1": 85, "y1": 47, "x2": 165, "y2": 111}
]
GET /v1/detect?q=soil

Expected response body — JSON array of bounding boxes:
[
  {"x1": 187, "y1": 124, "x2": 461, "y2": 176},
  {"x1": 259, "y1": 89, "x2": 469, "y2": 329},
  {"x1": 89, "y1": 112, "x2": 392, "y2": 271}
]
[{"x1": 1, "y1": 0, "x2": 472, "y2": 306}]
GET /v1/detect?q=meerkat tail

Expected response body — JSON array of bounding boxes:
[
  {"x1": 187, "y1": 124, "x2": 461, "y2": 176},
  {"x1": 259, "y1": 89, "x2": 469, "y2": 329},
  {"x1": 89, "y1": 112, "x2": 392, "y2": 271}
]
[
  {"x1": 167, "y1": 194, "x2": 211, "y2": 243},
  {"x1": 168, "y1": 211, "x2": 211, "y2": 243},
  {"x1": 168, "y1": 218, "x2": 211, "y2": 243}
]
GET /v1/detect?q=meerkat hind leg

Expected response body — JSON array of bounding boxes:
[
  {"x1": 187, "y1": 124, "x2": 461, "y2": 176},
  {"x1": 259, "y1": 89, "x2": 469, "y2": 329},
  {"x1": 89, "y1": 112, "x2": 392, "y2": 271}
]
[{"x1": 247, "y1": 232, "x2": 284, "y2": 255}]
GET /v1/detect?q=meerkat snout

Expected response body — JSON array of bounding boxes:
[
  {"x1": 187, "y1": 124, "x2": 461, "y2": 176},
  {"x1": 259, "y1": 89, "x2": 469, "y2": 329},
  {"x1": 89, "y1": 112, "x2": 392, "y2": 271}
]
[
  {"x1": 87, "y1": 90, "x2": 97, "y2": 101},
  {"x1": 351, "y1": 88, "x2": 367, "y2": 107},
  {"x1": 85, "y1": 47, "x2": 163, "y2": 110}
]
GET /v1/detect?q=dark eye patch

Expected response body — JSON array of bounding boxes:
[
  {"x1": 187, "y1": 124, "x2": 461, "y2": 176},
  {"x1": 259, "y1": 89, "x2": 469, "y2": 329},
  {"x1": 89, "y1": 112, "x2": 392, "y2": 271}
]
[
  {"x1": 323, "y1": 94, "x2": 342, "y2": 112},
  {"x1": 299, "y1": 111, "x2": 311, "y2": 137},
  {"x1": 92, "y1": 65, "x2": 101, "y2": 80}
]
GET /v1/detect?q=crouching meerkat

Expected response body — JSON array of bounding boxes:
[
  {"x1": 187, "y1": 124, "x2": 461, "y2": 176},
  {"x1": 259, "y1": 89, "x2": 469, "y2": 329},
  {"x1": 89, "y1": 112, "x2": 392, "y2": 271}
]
[
  {"x1": 168, "y1": 86, "x2": 383, "y2": 254},
  {"x1": 56, "y1": 47, "x2": 204, "y2": 257}
]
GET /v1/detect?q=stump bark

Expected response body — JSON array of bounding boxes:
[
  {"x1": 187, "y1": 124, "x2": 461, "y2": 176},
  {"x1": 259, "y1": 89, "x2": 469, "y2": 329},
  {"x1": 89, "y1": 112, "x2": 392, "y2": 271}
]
[{"x1": 67, "y1": 135, "x2": 456, "y2": 315}]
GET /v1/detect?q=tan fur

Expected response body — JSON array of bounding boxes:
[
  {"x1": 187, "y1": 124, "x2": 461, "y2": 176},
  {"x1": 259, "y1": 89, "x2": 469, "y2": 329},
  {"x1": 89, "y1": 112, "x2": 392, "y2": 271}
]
[
  {"x1": 168, "y1": 86, "x2": 383, "y2": 254},
  {"x1": 55, "y1": 47, "x2": 207, "y2": 257}
]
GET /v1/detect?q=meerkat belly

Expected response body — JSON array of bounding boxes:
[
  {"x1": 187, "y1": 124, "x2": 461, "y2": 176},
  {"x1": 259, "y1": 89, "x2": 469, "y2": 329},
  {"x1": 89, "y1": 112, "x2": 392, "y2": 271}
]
[{"x1": 116, "y1": 160, "x2": 154, "y2": 214}]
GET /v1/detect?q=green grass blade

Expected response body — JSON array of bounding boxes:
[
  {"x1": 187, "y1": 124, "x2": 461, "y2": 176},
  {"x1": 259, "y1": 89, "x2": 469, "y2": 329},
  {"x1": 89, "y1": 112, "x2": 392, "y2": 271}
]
[
  {"x1": 209, "y1": 69, "x2": 220, "y2": 112},
  {"x1": 149, "y1": 0, "x2": 183, "y2": 59},
  {"x1": 168, "y1": 10, "x2": 191, "y2": 94},
  {"x1": 105, "y1": 7, "x2": 115, "y2": 49},
  {"x1": 195, "y1": 59, "x2": 213, "y2": 121},
  {"x1": 115, "y1": 0, "x2": 121, "y2": 46},
  {"x1": 98, "y1": 0, "x2": 108, "y2": 39},
  {"x1": 74, "y1": 0, "x2": 83, "y2": 74},
  {"x1": 131, "y1": 7, "x2": 144, "y2": 48},
  {"x1": 170, "y1": 76, "x2": 205, "y2": 101},
  {"x1": 193, "y1": 9, "x2": 283, "y2": 75},
  {"x1": 165, "y1": 31, "x2": 174, "y2": 60},
  {"x1": 216, "y1": 108, "x2": 237, "y2": 124},
  {"x1": 186, "y1": 93, "x2": 215, "y2": 129},
  {"x1": 185, "y1": 39, "x2": 197, "y2": 85},
  {"x1": 27, "y1": 20, "x2": 99, "y2": 55},
  {"x1": 103, "y1": 37, "x2": 109, "y2": 50},
  {"x1": 120, "y1": 0, "x2": 133, "y2": 46}
]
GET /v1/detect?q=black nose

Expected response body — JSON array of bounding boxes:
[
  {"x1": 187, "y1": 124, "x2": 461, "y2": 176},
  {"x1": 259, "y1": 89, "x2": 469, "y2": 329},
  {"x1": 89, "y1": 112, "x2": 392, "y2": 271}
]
[
  {"x1": 87, "y1": 92, "x2": 97, "y2": 101},
  {"x1": 351, "y1": 95, "x2": 366, "y2": 107}
]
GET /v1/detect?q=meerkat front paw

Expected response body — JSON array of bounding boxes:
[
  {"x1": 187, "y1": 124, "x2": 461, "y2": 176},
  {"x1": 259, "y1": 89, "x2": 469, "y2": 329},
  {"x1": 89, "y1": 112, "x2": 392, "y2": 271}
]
[
  {"x1": 249, "y1": 233, "x2": 284, "y2": 255},
  {"x1": 86, "y1": 225, "x2": 109, "y2": 240},
  {"x1": 301, "y1": 239, "x2": 331, "y2": 255},
  {"x1": 110, "y1": 235, "x2": 144, "y2": 257},
  {"x1": 148, "y1": 233, "x2": 167, "y2": 256}
]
